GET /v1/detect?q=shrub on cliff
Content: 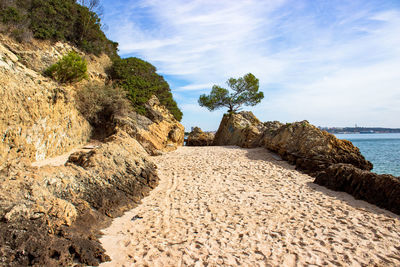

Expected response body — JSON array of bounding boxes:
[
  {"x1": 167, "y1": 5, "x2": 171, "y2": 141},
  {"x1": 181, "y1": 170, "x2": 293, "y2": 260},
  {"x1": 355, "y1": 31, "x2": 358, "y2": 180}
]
[
  {"x1": 109, "y1": 57, "x2": 183, "y2": 121},
  {"x1": 0, "y1": 0, "x2": 118, "y2": 58},
  {"x1": 199, "y1": 73, "x2": 264, "y2": 113},
  {"x1": 45, "y1": 51, "x2": 88, "y2": 83},
  {"x1": 75, "y1": 83, "x2": 132, "y2": 128}
]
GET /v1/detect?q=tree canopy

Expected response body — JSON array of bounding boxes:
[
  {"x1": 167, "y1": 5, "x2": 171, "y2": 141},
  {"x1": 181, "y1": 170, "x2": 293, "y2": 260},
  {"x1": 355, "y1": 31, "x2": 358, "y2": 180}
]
[{"x1": 198, "y1": 73, "x2": 264, "y2": 113}]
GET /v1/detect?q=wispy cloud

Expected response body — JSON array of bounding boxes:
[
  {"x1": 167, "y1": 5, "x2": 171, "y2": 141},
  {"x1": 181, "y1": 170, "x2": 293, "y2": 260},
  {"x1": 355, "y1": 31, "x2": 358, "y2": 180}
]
[{"x1": 103, "y1": 0, "x2": 400, "y2": 130}]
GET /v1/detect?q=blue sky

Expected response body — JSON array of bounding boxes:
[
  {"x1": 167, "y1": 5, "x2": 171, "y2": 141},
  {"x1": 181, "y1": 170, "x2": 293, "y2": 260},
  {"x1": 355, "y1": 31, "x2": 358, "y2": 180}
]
[{"x1": 101, "y1": 0, "x2": 400, "y2": 131}]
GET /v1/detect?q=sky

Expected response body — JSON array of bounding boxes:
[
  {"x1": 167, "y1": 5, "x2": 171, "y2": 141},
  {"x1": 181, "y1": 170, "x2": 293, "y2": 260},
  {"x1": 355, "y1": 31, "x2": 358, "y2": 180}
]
[{"x1": 101, "y1": 0, "x2": 400, "y2": 131}]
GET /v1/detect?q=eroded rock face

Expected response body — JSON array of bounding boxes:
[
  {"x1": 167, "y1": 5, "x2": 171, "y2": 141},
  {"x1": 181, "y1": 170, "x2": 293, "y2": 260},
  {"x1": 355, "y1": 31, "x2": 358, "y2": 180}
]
[
  {"x1": 0, "y1": 130, "x2": 158, "y2": 266},
  {"x1": 314, "y1": 164, "x2": 400, "y2": 215},
  {"x1": 213, "y1": 113, "x2": 371, "y2": 174},
  {"x1": 0, "y1": 33, "x2": 114, "y2": 169},
  {"x1": 187, "y1": 127, "x2": 214, "y2": 146},
  {"x1": 213, "y1": 111, "x2": 266, "y2": 148},
  {"x1": 262, "y1": 121, "x2": 373, "y2": 174},
  {"x1": 0, "y1": 32, "x2": 184, "y2": 266},
  {"x1": 116, "y1": 95, "x2": 185, "y2": 155}
]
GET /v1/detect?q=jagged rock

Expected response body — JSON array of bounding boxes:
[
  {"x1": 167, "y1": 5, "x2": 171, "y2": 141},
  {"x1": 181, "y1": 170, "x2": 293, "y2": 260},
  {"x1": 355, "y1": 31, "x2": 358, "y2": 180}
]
[
  {"x1": 213, "y1": 111, "x2": 266, "y2": 148},
  {"x1": 0, "y1": 33, "x2": 168, "y2": 266},
  {"x1": 186, "y1": 127, "x2": 214, "y2": 146},
  {"x1": 116, "y1": 95, "x2": 185, "y2": 155},
  {"x1": 262, "y1": 120, "x2": 372, "y2": 174},
  {"x1": 213, "y1": 112, "x2": 400, "y2": 214},
  {"x1": 314, "y1": 164, "x2": 400, "y2": 215},
  {"x1": 0, "y1": 130, "x2": 158, "y2": 266},
  {"x1": 0, "y1": 33, "x2": 117, "y2": 169}
]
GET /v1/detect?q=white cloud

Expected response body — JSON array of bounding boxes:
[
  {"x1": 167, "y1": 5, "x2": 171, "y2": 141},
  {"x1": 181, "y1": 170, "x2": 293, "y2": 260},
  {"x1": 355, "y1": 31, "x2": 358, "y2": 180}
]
[
  {"x1": 103, "y1": 0, "x2": 400, "y2": 130},
  {"x1": 175, "y1": 83, "x2": 214, "y2": 92}
]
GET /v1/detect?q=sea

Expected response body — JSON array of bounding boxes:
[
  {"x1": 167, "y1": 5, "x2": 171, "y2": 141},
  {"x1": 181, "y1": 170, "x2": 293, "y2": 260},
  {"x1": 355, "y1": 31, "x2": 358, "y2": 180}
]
[{"x1": 335, "y1": 133, "x2": 400, "y2": 177}]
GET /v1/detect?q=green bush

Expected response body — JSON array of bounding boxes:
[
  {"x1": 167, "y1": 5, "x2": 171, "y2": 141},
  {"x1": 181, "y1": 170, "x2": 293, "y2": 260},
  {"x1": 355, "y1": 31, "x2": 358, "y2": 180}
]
[
  {"x1": 0, "y1": 6, "x2": 24, "y2": 23},
  {"x1": 109, "y1": 57, "x2": 183, "y2": 121},
  {"x1": 0, "y1": 0, "x2": 119, "y2": 57},
  {"x1": 75, "y1": 83, "x2": 132, "y2": 127},
  {"x1": 45, "y1": 51, "x2": 88, "y2": 83}
]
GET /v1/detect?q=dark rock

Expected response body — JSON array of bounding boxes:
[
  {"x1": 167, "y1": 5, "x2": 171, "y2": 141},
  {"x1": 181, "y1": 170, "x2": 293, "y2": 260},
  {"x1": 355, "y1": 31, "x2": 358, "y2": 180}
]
[
  {"x1": 186, "y1": 127, "x2": 214, "y2": 146},
  {"x1": 315, "y1": 164, "x2": 400, "y2": 215},
  {"x1": 212, "y1": 112, "x2": 400, "y2": 215},
  {"x1": 0, "y1": 130, "x2": 158, "y2": 266}
]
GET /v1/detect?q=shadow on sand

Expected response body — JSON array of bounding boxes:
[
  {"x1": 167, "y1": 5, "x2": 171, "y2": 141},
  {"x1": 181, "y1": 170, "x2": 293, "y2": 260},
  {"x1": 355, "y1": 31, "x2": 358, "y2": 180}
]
[
  {"x1": 307, "y1": 181, "x2": 400, "y2": 220},
  {"x1": 227, "y1": 146, "x2": 400, "y2": 220}
]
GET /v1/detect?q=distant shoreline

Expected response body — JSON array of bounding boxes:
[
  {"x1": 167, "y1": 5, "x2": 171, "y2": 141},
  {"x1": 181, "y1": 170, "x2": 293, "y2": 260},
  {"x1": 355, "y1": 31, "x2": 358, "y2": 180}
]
[
  {"x1": 334, "y1": 132, "x2": 400, "y2": 134},
  {"x1": 322, "y1": 127, "x2": 400, "y2": 134}
]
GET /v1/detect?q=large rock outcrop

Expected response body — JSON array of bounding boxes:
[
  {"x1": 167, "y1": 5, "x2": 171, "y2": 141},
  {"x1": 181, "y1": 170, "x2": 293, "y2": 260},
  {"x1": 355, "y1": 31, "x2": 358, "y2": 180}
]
[
  {"x1": 0, "y1": 33, "x2": 183, "y2": 266},
  {"x1": 212, "y1": 112, "x2": 400, "y2": 215},
  {"x1": 115, "y1": 95, "x2": 184, "y2": 155},
  {"x1": 314, "y1": 164, "x2": 400, "y2": 215},
  {"x1": 262, "y1": 120, "x2": 373, "y2": 174},
  {"x1": 186, "y1": 127, "x2": 214, "y2": 146},
  {"x1": 213, "y1": 111, "x2": 266, "y2": 148},
  {"x1": 213, "y1": 113, "x2": 372, "y2": 174},
  {"x1": 0, "y1": 33, "x2": 111, "y2": 169},
  {"x1": 0, "y1": 130, "x2": 158, "y2": 266}
]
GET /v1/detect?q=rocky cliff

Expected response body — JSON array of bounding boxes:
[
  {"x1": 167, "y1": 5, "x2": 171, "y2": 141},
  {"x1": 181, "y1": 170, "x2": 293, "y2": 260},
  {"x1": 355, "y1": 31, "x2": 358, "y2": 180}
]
[
  {"x1": 115, "y1": 95, "x2": 184, "y2": 155},
  {"x1": 0, "y1": 130, "x2": 158, "y2": 266},
  {"x1": 0, "y1": 33, "x2": 184, "y2": 266},
  {"x1": 213, "y1": 111, "x2": 400, "y2": 215}
]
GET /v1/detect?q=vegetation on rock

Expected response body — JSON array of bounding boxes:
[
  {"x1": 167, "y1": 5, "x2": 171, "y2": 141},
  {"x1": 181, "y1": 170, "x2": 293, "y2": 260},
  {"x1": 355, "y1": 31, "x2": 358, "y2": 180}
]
[
  {"x1": 199, "y1": 73, "x2": 264, "y2": 113},
  {"x1": 44, "y1": 51, "x2": 88, "y2": 83},
  {"x1": 0, "y1": 0, "x2": 182, "y2": 121},
  {"x1": 75, "y1": 83, "x2": 132, "y2": 128},
  {"x1": 0, "y1": 0, "x2": 118, "y2": 58},
  {"x1": 109, "y1": 57, "x2": 183, "y2": 121}
]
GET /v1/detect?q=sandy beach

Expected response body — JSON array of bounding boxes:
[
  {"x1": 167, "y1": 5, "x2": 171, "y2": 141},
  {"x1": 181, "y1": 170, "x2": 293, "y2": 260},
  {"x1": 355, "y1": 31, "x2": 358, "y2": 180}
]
[{"x1": 100, "y1": 146, "x2": 400, "y2": 266}]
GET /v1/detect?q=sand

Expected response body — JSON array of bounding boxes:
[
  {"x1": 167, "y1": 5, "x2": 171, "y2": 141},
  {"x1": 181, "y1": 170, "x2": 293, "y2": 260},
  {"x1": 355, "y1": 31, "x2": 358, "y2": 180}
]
[
  {"x1": 99, "y1": 146, "x2": 400, "y2": 267},
  {"x1": 31, "y1": 141, "x2": 101, "y2": 167}
]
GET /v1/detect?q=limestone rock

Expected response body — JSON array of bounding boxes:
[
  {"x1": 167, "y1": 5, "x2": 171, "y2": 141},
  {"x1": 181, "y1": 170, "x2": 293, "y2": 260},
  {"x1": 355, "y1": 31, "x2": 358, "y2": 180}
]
[
  {"x1": 187, "y1": 127, "x2": 214, "y2": 146},
  {"x1": 314, "y1": 164, "x2": 400, "y2": 215},
  {"x1": 116, "y1": 95, "x2": 185, "y2": 155},
  {"x1": 0, "y1": 33, "x2": 164, "y2": 266},
  {"x1": 213, "y1": 111, "x2": 265, "y2": 148},
  {"x1": 0, "y1": 33, "x2": 113, "y2": 169},
  {"x1": 262, "y1": 120, "x2": 373, "y2": 174},
  {"x1": 0, "y1": 130, "x2": 158, "y2": 266}
]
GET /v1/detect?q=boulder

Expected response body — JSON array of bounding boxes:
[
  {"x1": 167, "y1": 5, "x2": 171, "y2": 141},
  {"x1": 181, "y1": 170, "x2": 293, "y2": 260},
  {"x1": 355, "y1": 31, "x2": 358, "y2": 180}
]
[
  {"x1": 314, "y1": 164, "x2": 400, "y2": 215},
  {"x1": 115, "y1": 95, "x2": 184, "y2": 155},
  {"x1": 262, "y1": 120, "x2": 373, "y2": 174},
  {"x1": 0, "y1": 130, "x2": 158, "y2": 266},
  {"x1": 186, "y1": 127, "x2": 214, "y2": 146},
  {"x1": 213, "y1": 111, "x2": 266, "y2": 148}
]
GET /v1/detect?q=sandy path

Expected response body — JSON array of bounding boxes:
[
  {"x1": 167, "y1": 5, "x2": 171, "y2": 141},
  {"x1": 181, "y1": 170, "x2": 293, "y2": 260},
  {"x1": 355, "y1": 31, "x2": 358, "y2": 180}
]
[
  {"x1": 31, "y1": 140, "x2": 101, "y2": 167},
  {"x1": 100, "y1": 146, "x2": 400, "y2": 267}
]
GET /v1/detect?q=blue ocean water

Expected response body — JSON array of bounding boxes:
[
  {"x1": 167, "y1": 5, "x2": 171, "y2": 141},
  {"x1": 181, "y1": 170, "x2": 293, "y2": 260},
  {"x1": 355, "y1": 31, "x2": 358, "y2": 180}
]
[{"x1": 335, "y1": 133, "x2": 400, "y2": 177}]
